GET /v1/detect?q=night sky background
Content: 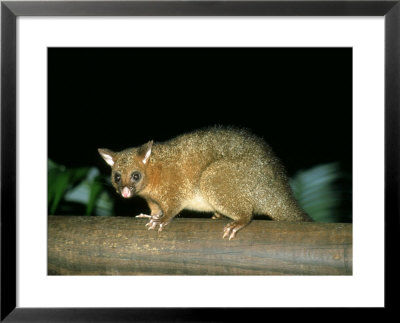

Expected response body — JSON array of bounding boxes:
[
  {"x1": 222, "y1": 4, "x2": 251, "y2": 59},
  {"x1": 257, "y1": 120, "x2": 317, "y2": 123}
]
[{"x1": 48, "y1": 48, "x2": 352, "y2": 216}]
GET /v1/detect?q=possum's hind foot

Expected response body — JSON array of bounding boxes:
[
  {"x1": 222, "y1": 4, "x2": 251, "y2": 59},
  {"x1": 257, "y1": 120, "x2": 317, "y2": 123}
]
[
  {"x1": 211, "y1": 212, "x2": 223, "y2": 220},
  {"x1": 222, "y1": 220, "x2": 250, "y2": 240}
]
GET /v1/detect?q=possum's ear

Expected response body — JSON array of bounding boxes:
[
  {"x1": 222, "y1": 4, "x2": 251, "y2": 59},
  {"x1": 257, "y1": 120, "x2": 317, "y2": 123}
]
[
  {"x1": 98, "y1": 148, "x2": 116, "y2": 167},
  {"x1": 139, "y1": 140, "x2": 153, "y2": 165}
]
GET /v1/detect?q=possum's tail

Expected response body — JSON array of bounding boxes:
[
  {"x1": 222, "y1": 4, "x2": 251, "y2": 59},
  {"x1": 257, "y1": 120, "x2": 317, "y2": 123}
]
[{"x1": 261, "y1": 189, "x2": 313, "y2": 222}]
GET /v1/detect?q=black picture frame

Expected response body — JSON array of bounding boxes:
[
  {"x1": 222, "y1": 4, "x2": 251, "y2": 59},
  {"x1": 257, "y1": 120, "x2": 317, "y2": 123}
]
[{"x1": 1, "y1": 0, "x2": 398, "y2": 321}]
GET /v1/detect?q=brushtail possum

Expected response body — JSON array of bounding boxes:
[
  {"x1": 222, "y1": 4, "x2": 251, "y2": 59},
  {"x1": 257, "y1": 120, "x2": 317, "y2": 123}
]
[{"x1": 98, "y1": 127, "x2": 311, "y2": 240}]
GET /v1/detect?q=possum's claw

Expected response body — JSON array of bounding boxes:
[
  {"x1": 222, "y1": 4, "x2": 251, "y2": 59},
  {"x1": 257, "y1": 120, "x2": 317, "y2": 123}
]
[
  {"x1": 223, "y1": 225, "x2": 237, "y2": 240},
  {"x1": 158, "y1": 222, "x2": 169, "y2": 232},
  {"x1": 146, "y1": 220, "x2": 158, "y2": 230},
  {"x1": 223, "y1": 221, "x2": 249, "y2": 240},
  {"x1": 137, "y1": 214, "x2": 169, "y2": 232}
]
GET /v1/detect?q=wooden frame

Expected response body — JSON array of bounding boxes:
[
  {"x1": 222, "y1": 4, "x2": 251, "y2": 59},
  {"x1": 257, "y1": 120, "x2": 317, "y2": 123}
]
[{"x1": 1, "y1": 0, "x2": 398, "y2": 320}]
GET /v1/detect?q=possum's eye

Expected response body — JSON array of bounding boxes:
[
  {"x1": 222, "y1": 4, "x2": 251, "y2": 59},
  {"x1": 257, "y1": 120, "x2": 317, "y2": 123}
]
[
  {"x1": 131, "y1": 171, "x2": 141, "y2": 182},
  {"x1": 114, "y1": 173, "x2": 121, "y2": 183}
]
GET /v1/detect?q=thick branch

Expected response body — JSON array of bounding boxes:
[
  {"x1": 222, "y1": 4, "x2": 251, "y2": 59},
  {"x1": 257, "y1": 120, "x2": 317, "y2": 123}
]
[{"x1": 48, "y1": 216, "x2": 352, "y2": 275}]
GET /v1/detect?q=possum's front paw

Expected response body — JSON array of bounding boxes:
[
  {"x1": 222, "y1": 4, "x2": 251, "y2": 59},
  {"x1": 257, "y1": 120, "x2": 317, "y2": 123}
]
[{"x1": 136, "y1": 213, "x2": 170, "y2": 232}]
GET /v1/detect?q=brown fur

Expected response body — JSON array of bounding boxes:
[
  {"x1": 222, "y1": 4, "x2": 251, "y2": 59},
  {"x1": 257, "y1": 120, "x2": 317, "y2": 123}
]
[{"x1": 98, "y1": 126, "x2": 311, "y2": 239}]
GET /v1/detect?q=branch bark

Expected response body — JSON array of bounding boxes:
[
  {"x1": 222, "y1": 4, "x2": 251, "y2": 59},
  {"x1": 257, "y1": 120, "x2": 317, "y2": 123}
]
[{"x1": 48, "y1": 216, "x2": 352, "y2": 275}]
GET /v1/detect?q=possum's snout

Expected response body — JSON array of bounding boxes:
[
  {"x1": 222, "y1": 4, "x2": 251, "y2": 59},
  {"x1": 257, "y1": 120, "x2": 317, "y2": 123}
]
[{"x1": 121, "y1": 187, "x2": 133, "y2": 198}]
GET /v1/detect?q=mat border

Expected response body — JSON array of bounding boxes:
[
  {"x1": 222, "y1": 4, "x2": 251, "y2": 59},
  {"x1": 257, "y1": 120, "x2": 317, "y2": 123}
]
[{"x1": 1, "y1": 1, "x2": 398, "y2": 321}]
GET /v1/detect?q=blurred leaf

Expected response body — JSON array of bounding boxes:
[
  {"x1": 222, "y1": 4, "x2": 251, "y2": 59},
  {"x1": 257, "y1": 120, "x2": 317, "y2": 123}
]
[
  {"x1": 62, "y1": 166, "x2": 114, "y2": 216},
  {"x1": 93, "y1": 191, "x2": 114, "y2": 216},
  {"x1": 48, "y1": 160, "x2": 114, "y2": 216},
  {"x1": 70, "y1": 167, "x2": 90, "y2": 183},
  {"x1": 48, "y1": 159, "x2": 59, "y2": 171},
  {"x1": 86, "y1": 167, "x2": 100, "y2": 181},
  {"x1": 86, "y1": 180, "x2": 103, "y2": 215},
  {"x1": 49, "y1": 170, "x2": 72, "y2": 214},
  {"x1": 290, "y1": 163, "x2": 351, "y2": 222},
  {"x1": 48, "y1": 160, "x2": 65, "y2": 207},
  {"x1": 63, "y1": 180, "x2": 89, "y2": 204}
]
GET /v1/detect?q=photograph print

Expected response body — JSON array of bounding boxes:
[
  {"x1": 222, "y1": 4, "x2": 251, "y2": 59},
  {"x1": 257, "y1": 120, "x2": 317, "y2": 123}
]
[{"x1": 48, "y1": 48, "x2": 352, "y2": 275}]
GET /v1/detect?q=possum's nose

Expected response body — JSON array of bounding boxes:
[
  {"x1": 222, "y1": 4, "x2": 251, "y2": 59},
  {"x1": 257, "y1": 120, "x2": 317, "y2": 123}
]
[{"x1": 121, "y1": 187, "x2": 132, "y2": 198}]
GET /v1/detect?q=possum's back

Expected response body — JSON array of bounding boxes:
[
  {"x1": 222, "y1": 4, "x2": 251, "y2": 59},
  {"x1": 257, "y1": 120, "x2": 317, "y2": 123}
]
[{"x1": 169, "y1": 126, "x2": 276, "y2": 161}]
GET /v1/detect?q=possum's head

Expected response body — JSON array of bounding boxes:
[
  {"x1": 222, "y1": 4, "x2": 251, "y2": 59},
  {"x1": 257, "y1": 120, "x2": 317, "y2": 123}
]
[{"x1": 98, "y1": 140, "x2": 153, "y2": 199}]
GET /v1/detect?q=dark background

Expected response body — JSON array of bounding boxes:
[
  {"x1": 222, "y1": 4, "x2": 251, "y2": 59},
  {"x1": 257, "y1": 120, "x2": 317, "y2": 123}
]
[
  {"x1": 48, "y1": 48, "x2": 352, "y2": 172},
  {"x1": 48, "y1": 48, "x2": 352, "y2": 215}
]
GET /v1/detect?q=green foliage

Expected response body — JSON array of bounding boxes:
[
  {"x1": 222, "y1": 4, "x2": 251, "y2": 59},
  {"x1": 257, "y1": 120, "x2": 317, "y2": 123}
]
[
  {"x1": 290, "y1": 163, "x2": 352, "y2": 223},
  {"x1": 48, "y1": 159, "x2": 114, "y2": 216}
]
